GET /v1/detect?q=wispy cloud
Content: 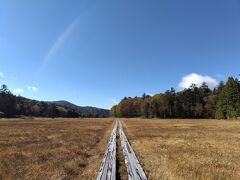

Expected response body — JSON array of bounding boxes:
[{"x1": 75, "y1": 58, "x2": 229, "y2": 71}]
[
  {"x1": 178, "y1": 73, "x2": 219, "y2": 90},
  {"x1": 0, "y1": 72, "x2": 18, "y2": 80},
  {"x1": 13, "y1": 88, "x2": 23, "y2": 94},
  {"x1": 214, "y1": 74, "x2": 227, "y2": 81},
  {"x1": 26, "y1": 85, "x2": 39, "y2": 92},
  {"x1": 111, "y1": 99, "x2": 118, "y2": 104},
  {"x1": 41, "y1": 17, "x2": 80, "y2": 69}
]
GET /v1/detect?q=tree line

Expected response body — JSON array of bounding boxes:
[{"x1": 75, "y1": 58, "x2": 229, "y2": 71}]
[
  {"x1": 0, "y1": 85, "x2": 85, "y2": 118},
  {"x1": 111, "y1": 76, "x2": 240, "y2": 119}
]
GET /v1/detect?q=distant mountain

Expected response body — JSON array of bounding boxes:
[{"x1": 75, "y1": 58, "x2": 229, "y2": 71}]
[
  {"x1": 52, "y1": 100, "x2": 109, "y2": 118},
  {"x1": 0, "y1": 84, "x2": 109, "y2": 118}
]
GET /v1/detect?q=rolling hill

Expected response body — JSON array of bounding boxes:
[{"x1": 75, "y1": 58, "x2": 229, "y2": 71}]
[
  {"x1": 0, "y1": 85, "x2": 109, "y2": 118},
  {"x1": 52, "y1": 100, "x2": 109, "y2": 117}
]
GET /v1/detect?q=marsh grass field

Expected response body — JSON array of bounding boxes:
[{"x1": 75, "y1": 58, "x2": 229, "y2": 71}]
[
  {"x1": 122, "y1": 119, "x2": 240, "y2": 180},
  {"x1": 1, "y1": 118, "x2": 240, "y2": 180},
  {"x1": 0, "y1": 118, "x2": 114, "y2": 179}
]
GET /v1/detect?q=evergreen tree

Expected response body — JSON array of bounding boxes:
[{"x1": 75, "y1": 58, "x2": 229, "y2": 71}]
[
  {"x1": 0, "y1": 85, "x2": 16, "y2": 117},
  {"x1": 216, "y1": 77, "x2": 240, "y2": 119}
]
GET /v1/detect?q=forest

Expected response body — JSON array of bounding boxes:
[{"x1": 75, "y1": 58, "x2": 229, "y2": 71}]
[
  {"x1": 111, "y1": 76, "x2": 240, "y2": 119},
  {"x1": 0, "y1": 85, "x2": 109, "y2": 118}
]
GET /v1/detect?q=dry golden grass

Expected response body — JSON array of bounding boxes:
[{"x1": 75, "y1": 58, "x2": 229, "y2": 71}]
[
  {"x1": 0, "y1": 118, "x2": 114, "y2": 179},
  {"x1": 116, "y1": 130, "x2": 128, "y2": 180},
  {"x1": 122, "y1": 118, "x2": 240, "y2": 180}
]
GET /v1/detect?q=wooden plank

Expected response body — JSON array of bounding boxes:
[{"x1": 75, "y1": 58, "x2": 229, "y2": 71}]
[
  {"x1": 97, "y1": 121, "x2": 117, "y2": 180},
  {"x1": 119, "y1": 120, "x2": 147, "y2": 180}
]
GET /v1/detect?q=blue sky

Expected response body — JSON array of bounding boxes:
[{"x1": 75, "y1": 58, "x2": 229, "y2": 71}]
[{"x1": 0, "y1": 0, "x2": 240, "y2": 109}]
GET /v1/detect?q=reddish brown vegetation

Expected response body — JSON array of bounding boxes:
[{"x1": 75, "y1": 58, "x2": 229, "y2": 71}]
[
  {"x1": 122, "y1": 118, "x2": 240, "y2": 180},
  {"x1": 0, "y1": 118, "x2": 114, "y2": 179}
]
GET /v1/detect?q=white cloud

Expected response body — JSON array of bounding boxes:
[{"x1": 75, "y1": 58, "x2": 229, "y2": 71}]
[
  {"x1": 146, "y1": 93, "x2": 153, "y2": 97},
  {"x1": 0, "y1": 72, "x2": 3, "y2": 77},
  {"x1": 13, "y1": 88, "x2": 23, "y2": 94},
  {"x1": 26, "y1": 85, "x2": 39, "y2": 92},
  {"x1": 178, "y1": 73, "x2": 219, "y2": 90}
]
